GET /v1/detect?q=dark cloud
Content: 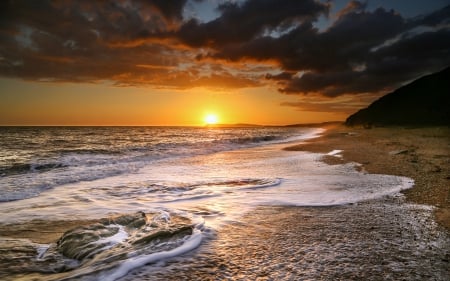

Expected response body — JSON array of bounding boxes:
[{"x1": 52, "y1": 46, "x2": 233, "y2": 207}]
[
  {"x1": 177, "y1": 0, "x2": 329, "y2": 47},
  {"x1": 205, "y1": 2, "x2": 449, "y2": 97},
  {"x1": 208, "y1": 5, "x2": 407, "y2": 73},
  {"x1": 147, "y1": 0, "x2": 188, "y2": 21},
  {"x1": 277, "y1": 12, "x2": 450, "y2": 97},
  {"x1": 0, "y1": 0, "x2": 449, "y2": 100},
  {"x1": 0, "y1": 0, "x2": 248, "y2": 87},
  {"x1": 266, "y1": 72, "x2": 293, "y2": 81},
  {"x1": 415, "y1": 4, "x2": 450, "y2": 26}
]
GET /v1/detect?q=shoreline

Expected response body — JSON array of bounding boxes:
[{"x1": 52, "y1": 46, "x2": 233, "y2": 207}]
[
  {"x1": 0, "y1": 126, "x2": 449, "y2": 280},
  {"x1": 1, "y1": 125, "x2": 448, "y2": 244},
  {"x1": 286, "y1": 124, "x2": 450, "y2": 231}
]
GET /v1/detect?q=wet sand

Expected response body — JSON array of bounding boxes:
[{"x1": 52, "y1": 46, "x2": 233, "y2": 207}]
[
  {"x1": 123, "y1": 198, "x2": 449, "y2": 280},
  {"x1": 286, "y1": 124, "x2": 450, "y2": 230}
]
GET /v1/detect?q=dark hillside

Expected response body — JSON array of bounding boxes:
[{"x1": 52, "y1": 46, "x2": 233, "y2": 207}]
[{"x1": 346, "y1": 67, "x2": 450, "y2": 126}]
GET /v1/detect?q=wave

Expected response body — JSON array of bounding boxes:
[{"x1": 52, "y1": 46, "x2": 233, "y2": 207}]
[
  {"x1": 0, "y1": 127, "x2": 318, "y2": 202},
  {"x1": 0, "y1": 163, "x2": 141, "y2": 202},
  {"x1": 216, "y1": 134, "x2": 279, "y2": 145},
  {"x1": 0, "y1": 162, "x2": 68, "y2": 177},
  {"x1": 101, "y1": 178, "x2": 282, "y2": 202}
]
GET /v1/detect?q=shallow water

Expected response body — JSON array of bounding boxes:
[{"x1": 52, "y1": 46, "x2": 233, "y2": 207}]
[
  {"x1": 1, "y1": 126, "x2": 447, "y2": 280},
  {"x1": 124, "y1": 199, "x2": 450, "y2": 281}
]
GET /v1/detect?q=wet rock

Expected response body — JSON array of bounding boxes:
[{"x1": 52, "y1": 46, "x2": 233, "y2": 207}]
[
  {"x1": 112, "y1": 212, "x2": 147, "y2": 228},
  {"x1": 132, "y1": 225, "x2": 193, "y2": 245},
  {"x1": 56, "y1": 212, "x2": 150, "y2": 260},
  {"x1": 57, "y1": 223, "x2": 119, "y2": 260},
  {"x1": 0, "y1": 238, "x2": 40, "y2": 274},
  {"x1": 1, "y1": 212, "x2": 198, "y2": 280},
  {"x1": 55, "y1": 212, "x2": 196, "y2": 262}
]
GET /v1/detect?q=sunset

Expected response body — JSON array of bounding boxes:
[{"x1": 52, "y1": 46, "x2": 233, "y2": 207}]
[
  {"x1": 204, "y1": 113, "x2": 219, "y2": 125},
  {"x1": 0, "y1": 1, "x2": 449, "y2": 280},
  {"x1": 1, "y1": 0, "x2": 448, "y2": 126}
]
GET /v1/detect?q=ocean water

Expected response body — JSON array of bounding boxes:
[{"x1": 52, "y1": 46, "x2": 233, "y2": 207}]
[{"x1": 0, "y1": 126, "x2": 448, "y2": 280}]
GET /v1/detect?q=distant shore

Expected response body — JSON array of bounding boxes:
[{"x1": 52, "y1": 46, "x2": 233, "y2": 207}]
[{"x1": 286, "y1": 124, "x2": 450, "y2": 231}]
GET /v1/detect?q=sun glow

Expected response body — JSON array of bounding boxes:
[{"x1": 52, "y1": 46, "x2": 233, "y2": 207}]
[{"x1": 204, "y1": 114, "x2": 219, "y2": 125}]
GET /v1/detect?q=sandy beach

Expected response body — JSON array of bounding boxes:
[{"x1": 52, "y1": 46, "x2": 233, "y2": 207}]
[{"x1": 286, "y1": 124, "x2": 450, "y2": 230}]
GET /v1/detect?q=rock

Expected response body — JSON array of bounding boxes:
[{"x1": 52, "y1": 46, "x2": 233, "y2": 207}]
[
  {"x1": 56, "y1": 212, "x2": 195, "y2": 262},
  {"x1": 132, "y1": 225, "x2": 193, "y2": 245},
  {"x1": 57, "y1": 223, "x2": 120, "y2": 260},
  {"x1": 112, "y1": 212, "x2": 147, "y2": 228}
]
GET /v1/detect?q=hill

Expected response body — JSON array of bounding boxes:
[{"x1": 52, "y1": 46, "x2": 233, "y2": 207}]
[{"x1": 345, "y1": 67, "x2": 450, "y2": 126}]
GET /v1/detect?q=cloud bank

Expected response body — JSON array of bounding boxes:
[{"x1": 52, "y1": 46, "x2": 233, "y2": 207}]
[{"x1": 1, "y1": 0, "x2": 449, "y2": 100}]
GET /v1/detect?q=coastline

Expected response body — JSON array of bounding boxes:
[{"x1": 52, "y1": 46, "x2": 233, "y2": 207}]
[
  {"x1": 0, "y1": 125, "x2": 449, "y2": 280},
  {"x1": 286, "y1": 124, "x2": 450, "y2": 231}
]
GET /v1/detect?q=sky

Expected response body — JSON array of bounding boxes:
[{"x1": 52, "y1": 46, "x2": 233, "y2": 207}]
[{"x1": 0, "y1": 0, "x2": 449, "y2": 126}]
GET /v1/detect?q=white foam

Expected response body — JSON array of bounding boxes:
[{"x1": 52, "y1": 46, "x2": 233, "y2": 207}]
[
  {"x1": 280, "y1": 128, "x2": 325, "y2": 143},
  {"x1": 327, "y1": 149, "x2": 343, "y2": 157},
  {"x1": 0, "y1": 128, "x2": 414, "y2": 227},
  {"x1": 152, "y1": 210, "x2": 171, "y2": 224},
  {"x1": 95, "y1": 225, "x2": 128, "y2": 248},
  {"x1": 101, "y1": 229, "x2": 203, "y2": 281}
]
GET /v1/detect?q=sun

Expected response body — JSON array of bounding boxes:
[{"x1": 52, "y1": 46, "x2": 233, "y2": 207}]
[{"x1": 204, "y1": 114, "x2": 219, "y2": 125}]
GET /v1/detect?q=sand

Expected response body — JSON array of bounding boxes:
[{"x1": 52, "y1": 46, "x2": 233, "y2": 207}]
[{"x1": 285, "y1": 124, "x2": 450, "y2": 230}]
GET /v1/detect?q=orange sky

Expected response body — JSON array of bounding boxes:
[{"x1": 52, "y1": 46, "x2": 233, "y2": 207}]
[
  {"x1": 0, "y1": 0, "x2": 448, "y2": 126},
  {"x1": 0, "y1": 78, "x2": 345, "y2": 126}
]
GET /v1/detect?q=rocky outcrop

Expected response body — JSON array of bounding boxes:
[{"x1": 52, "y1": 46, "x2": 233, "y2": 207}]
[{"x1": 56, "y1": 212, "x2": 193, "y2": 262}]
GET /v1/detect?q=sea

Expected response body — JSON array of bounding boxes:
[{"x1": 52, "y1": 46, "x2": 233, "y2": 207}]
[{"x1": 0, "y1": 126, "x2": 448, "y2": 280}]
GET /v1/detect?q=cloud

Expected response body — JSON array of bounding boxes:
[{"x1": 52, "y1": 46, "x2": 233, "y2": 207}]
[
  {"x1": 221, "y1": 2, "x2": 450, "y2": 97},
  {"x1": 177, "y1": 0, "x2": 329, "y2": 47},
  {"x1": 0, "y1": 0, "x2": 449, "y2": 100},
  {"x1": 0, "y1": 0, "x2": 266, "y2": 89},
  {"x1": 414, "y1": 4, "x2": 450, "y2": 26},
  {"x1": 201, "y1": 1, "x2": 443, "y2": 90},
  {"x1": 337, "y1": 0, "x2": 367, "y2": 17},
  {"x1": 147, "y1": 0, "x2": 188, "y2": 21}
]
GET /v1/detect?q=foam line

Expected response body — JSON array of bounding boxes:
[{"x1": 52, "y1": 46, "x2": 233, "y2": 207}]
[{"x1": 102, "y1": 229, "x2": 203, "y2": 281}]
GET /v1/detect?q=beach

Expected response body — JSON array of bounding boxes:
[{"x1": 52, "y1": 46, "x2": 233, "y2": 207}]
[
  {"x1": 286, "y1": 124, "x2": 450, "y2": 230},
  {"x1": 0, "y1": 125, "x2": 449, "y2": 280},
  {"x1": 124, "y1": 125, "x2": 450, "y2": 280}
]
